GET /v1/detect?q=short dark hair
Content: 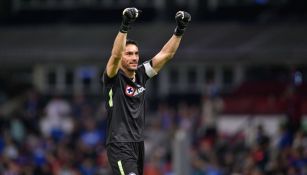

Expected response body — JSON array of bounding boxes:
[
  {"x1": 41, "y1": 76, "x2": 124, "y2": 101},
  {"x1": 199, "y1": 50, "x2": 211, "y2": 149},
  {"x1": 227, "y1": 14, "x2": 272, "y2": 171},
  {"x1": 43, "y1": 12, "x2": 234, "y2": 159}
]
[{"x1": 126, "y1": 39, "x2": 138, "y2": 47}]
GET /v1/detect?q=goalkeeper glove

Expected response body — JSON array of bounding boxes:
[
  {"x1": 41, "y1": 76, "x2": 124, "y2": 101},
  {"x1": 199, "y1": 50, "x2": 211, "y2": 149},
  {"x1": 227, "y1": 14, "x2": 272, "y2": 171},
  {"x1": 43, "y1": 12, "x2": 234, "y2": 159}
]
[
  {"x1": 120, "y1": 7, "x2": 141, "y2": 33},
  {"x1": 174, "y1": 11, "x2": 191, "y2": 36}
]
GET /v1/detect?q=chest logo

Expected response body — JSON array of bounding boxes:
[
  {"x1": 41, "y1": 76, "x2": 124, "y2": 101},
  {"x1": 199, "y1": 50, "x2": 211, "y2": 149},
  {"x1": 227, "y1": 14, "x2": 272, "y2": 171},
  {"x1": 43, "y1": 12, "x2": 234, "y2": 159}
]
[
  {"x1": 125, "y1": 85, "x2": 135, "y2": 96},
  {"x1": 125, "y1": 85, "x2": 146, "y2": 97}
]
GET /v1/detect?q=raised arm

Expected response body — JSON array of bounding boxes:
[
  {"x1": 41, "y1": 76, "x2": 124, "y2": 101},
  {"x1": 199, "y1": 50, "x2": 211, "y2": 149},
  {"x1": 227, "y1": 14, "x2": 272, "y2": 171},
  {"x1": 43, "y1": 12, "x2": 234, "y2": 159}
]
[
  {"x1": 151, "y1": 11, "x2": 191, "y2": 73},
  {"x1": 106, "y1": 7, "x2": 140, "y2": 78}
]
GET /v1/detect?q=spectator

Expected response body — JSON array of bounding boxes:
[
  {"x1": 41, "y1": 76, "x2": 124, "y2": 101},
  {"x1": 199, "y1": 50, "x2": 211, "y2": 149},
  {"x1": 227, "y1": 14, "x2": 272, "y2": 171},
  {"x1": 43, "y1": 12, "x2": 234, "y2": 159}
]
[{"x1": 40, "y1": 94, "x2": 74, "y2": 140}]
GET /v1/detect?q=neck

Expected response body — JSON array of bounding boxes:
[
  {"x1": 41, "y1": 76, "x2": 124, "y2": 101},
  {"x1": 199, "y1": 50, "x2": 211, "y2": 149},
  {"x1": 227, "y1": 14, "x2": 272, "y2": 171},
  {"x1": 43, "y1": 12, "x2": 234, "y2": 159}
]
[{"x1": 121, "y1": 67, "x2": 135, "y2": 79}]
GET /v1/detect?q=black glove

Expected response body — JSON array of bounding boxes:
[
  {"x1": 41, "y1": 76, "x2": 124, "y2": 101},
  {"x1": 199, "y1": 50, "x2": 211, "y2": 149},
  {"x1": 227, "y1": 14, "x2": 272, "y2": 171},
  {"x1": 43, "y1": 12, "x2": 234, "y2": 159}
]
[
  {"x1": 174, "y1": 11, "x2": 191, "y2": 36},
  {"x1": 120, "y1": 7, "x2": 141, "y2": 33}
]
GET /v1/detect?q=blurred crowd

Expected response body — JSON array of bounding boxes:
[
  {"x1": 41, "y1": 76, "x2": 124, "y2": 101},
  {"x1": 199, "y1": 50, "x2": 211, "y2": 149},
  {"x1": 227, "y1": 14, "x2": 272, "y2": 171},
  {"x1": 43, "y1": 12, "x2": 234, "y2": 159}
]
[
  {"x1": 0, "y1": 90, "x2": 110, "y2": 175},
  {"x1": 0, "y1": 88, "x2": 306, "y2": 175}
]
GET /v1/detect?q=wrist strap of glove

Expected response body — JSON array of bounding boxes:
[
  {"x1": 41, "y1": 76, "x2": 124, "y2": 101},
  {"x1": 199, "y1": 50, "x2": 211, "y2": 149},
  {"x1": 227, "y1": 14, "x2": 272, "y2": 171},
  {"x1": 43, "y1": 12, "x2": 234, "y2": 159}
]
[
  {"x1": 174, "y1": 26, "x2": 185, "y2": 36},
  {"x1": 120, "y1": 23, "x2": 130, "y2": 33}
]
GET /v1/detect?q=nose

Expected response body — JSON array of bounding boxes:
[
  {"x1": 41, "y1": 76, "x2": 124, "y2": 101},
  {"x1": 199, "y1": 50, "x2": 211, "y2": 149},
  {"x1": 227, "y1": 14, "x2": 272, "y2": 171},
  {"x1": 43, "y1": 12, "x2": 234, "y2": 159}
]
[{"x1": 132, "y1": 53, "x2": 138, "y2": 61}]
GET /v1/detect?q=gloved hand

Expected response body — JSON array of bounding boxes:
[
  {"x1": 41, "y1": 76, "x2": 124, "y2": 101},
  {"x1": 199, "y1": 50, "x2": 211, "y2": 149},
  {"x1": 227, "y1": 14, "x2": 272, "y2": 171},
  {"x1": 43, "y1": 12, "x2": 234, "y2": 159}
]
[
  {"x1": 120, "y1": 7, "x2": 141, "y2": 33},
  {"x1": 174, "y1": 11, "x2": 191, "y2": 36}
]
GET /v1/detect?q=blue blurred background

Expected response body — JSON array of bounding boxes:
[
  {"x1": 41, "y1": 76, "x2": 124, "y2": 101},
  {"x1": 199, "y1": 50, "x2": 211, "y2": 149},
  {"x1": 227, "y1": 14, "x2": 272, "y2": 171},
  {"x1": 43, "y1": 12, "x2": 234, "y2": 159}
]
[{"x1": 0, "y1": 0, "x2": 307, "y2": 174}]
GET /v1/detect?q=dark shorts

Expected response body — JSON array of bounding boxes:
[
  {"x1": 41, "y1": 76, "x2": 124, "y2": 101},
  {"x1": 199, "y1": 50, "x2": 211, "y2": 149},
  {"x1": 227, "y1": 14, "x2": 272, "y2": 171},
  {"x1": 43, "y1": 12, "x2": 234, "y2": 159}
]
[{"x1": 106, "y1": 141, "x2": 144, "y2": 175}]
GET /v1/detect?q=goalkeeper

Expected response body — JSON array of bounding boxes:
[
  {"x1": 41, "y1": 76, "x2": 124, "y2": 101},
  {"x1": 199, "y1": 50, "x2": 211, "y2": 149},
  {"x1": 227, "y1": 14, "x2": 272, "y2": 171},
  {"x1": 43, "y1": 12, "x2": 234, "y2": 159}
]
[{"x1": 101, "y1": 7, "x2": 191, "y2": 175}]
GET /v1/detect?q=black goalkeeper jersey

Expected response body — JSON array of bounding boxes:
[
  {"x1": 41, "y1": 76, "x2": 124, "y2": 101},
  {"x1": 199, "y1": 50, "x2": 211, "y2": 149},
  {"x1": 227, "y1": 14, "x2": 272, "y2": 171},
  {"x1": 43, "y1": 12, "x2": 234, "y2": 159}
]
[{"x1": 102, "y1": 62, "x2": 156, "y2": 144}]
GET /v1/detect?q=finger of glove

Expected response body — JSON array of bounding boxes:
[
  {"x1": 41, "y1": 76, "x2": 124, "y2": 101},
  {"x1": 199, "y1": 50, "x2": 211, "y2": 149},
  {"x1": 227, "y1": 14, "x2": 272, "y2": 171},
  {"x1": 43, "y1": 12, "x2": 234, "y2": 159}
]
[
  {"x1": 127, "y1": 8, "x2": 139, "y2": 19},
  {"x1": 123, "y1": 8, "x2": 129, "y2": 16},
  {"x1": 175, "y1": 12, "x2": 186, "y2": 28},
  {"x1": 176, "y1": 11, "x2": 191, "y2": 23},
  {"x1": 125, "y1": 10, "x2": 133, "y2": 19},
  {"x1": 131, "y1": 8, "x2": 140, "y2": 18},
  {"x1": 183, "y1": 12, "x2": 191, "y2": 22},
  {"x1": 123, "y1": 9, "x2": 134, "y2": 19},
  {"x1": 175, "y1": 11, "x2": 184, "y2": 20}
]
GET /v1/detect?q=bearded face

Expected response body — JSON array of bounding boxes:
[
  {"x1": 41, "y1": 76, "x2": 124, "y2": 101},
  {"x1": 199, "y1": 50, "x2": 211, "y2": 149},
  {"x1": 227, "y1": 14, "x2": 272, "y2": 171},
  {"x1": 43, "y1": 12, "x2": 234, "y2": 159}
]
[{"x1": 121, "y1": 44, "x2": 139, "y2": 72}]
